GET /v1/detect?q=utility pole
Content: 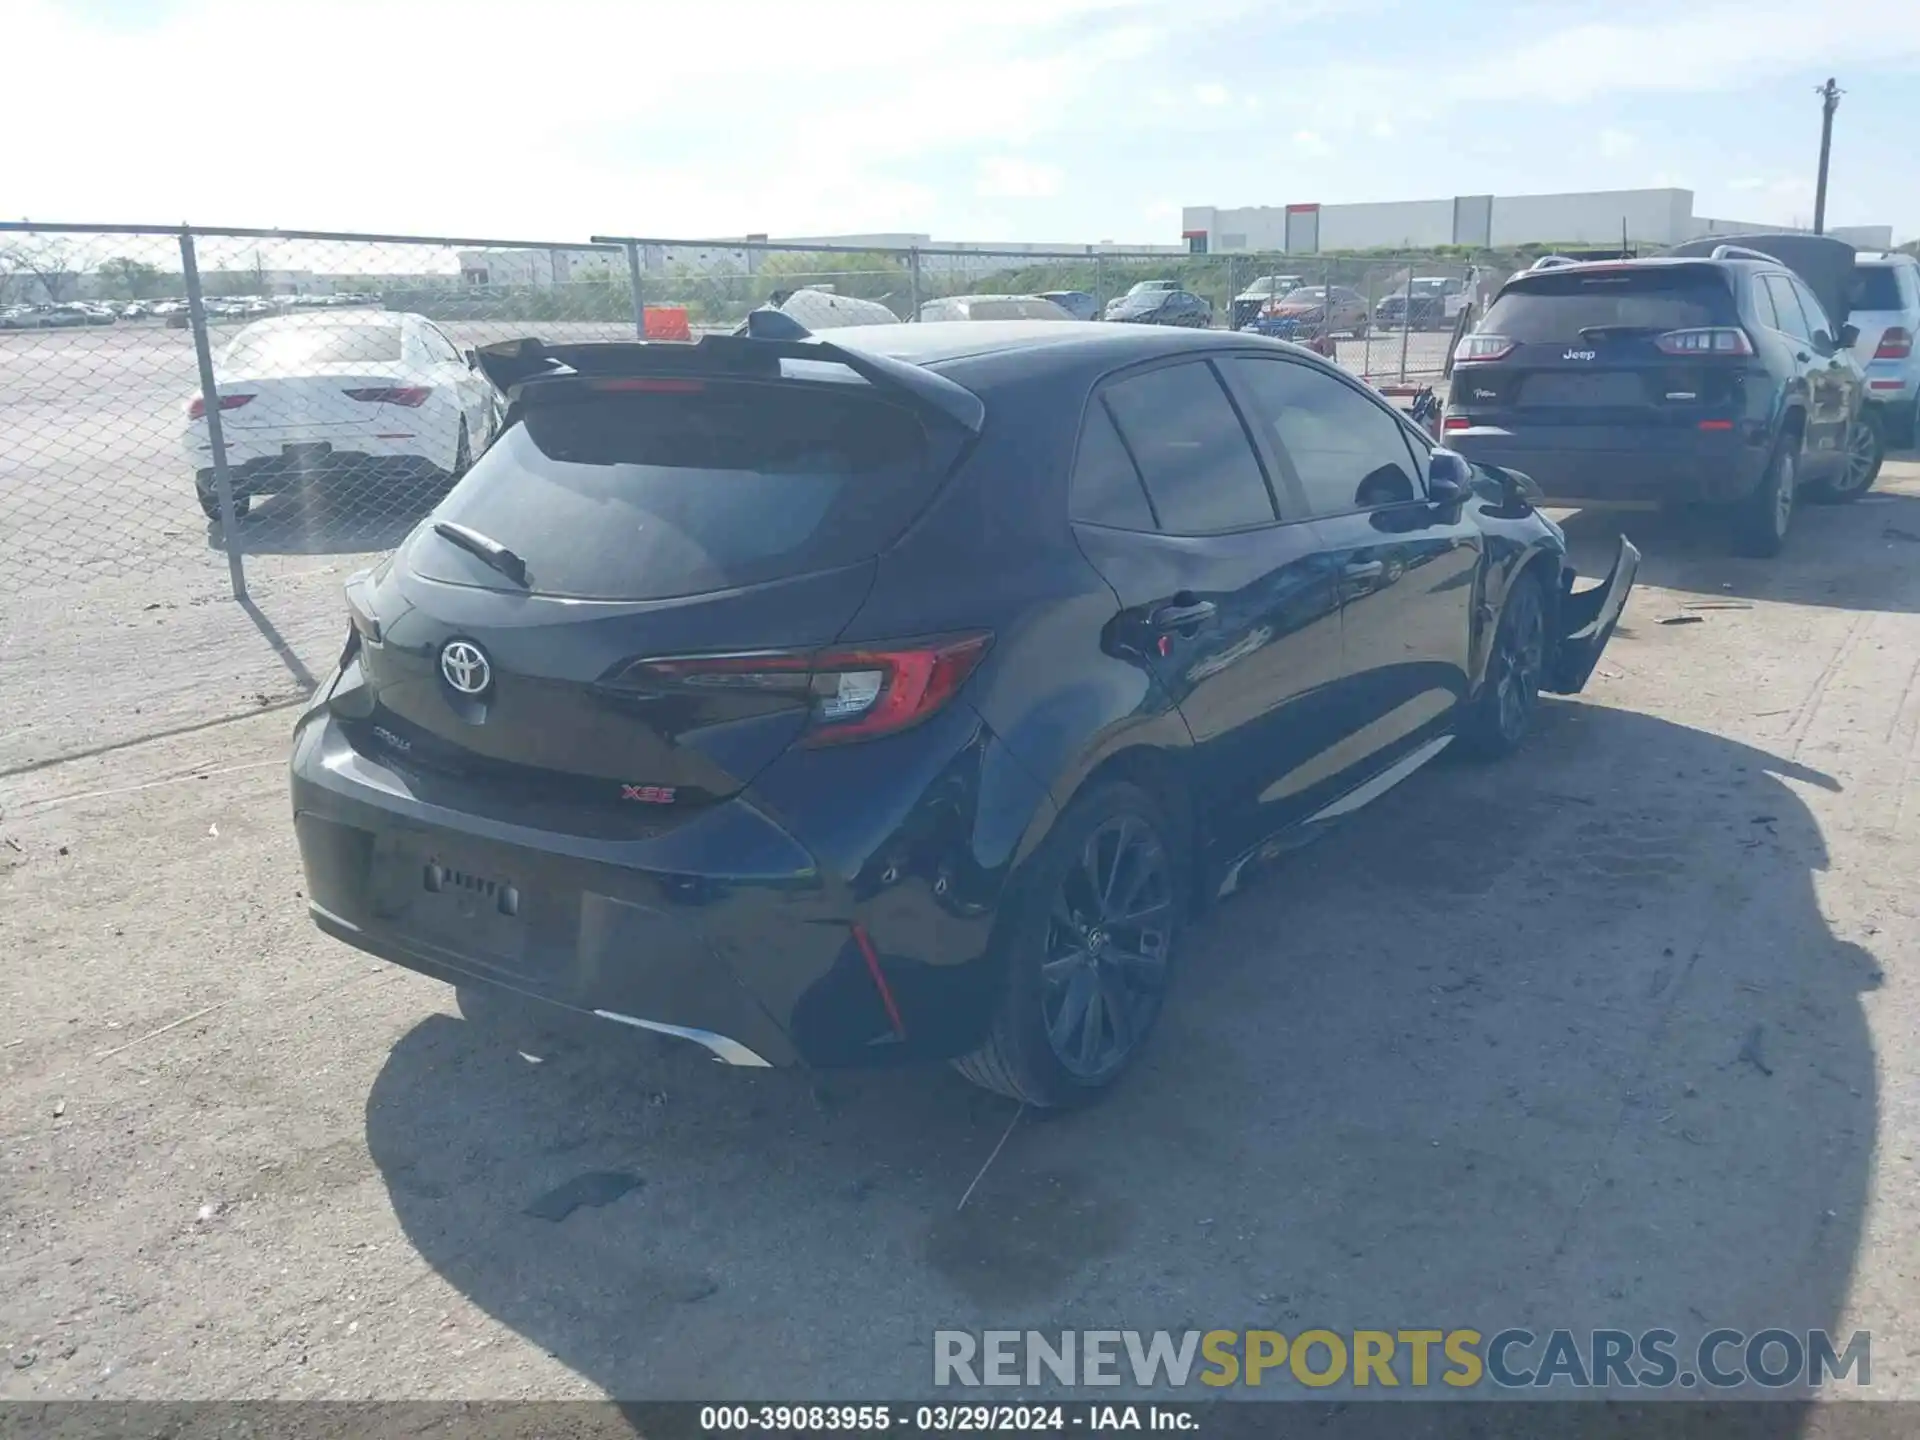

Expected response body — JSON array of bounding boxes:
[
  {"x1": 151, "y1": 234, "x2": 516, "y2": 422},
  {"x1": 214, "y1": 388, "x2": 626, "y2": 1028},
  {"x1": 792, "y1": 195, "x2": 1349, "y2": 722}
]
[{"x1": 1813, "y1": 77, "x2": 1842, "y2": 235}]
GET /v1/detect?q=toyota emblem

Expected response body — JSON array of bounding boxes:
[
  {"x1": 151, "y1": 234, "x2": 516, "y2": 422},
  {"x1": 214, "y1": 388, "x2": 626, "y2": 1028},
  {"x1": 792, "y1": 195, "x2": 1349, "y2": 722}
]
[{"x1": 440, "y1": 640, "x2": 492, "y2": 695}]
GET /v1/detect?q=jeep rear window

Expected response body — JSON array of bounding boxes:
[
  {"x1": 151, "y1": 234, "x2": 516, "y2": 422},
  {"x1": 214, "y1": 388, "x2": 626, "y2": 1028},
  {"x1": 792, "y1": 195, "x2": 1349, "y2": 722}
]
[
  {"x1": 417, "y1": 383, "x2": 933, "y2": 600},
  {"x1": 1847, "y1": 266, "x2": 1904, "y2": 312},
  {"x1": 1483, "y1": 268, "x2": 1736, "y2": 342}
]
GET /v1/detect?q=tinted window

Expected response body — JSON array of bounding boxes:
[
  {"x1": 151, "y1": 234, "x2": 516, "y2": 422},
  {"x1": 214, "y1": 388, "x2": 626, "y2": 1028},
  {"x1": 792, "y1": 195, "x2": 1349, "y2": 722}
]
[
  {"x1": 1847, "y1": 266, "x2": 1905, "y2": 312},
  {"x1": 225, "y1": 321, "x2": 404, "y2": 370},
  {"x1": 1762, "y1": 275, "x2": 1812, "y2": 341},
  {"x1": 1101, "y1": 362, "x2": 1275, "y2": 532},
  {"x1": 419, "y1": 384, "x2": 931, "y2": 600},
  {"x1": 1749, "y1": 276, "x2": 1782, "y2": 332},
  {"x1": 1226, "y1": 358, "x2": 1421, "y2": 517},
  {"x1": 1789, "y1": 277, "x2": 1836, "y2": 339},
  {"x1": 1483, "y1": 268, "x2": 1735, "y2": 341},
  {"x1": 1069, "y1": 402, "x2": 1155, "y2": 530}
]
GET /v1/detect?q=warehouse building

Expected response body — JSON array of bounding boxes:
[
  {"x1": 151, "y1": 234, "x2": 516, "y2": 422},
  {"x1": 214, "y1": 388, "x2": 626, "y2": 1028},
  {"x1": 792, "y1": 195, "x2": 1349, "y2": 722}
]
[{"x1": 1180, "y1": 187, "x2": 1893, "y2": 254}]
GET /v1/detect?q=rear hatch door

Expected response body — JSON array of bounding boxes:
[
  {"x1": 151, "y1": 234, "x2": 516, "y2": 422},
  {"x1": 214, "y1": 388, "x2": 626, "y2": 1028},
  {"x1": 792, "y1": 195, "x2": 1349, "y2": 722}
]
[
  {"x1": 353, "y1": 369, "x2": 960, "y2": 815},
  {"x1": 1452, "y1": 264, "x2": 1744, "y2": 434},
  {"x1": 215, "y1": 320, "x2": 415, "y2": 431},
  {"x1": 1843, "y1": 264, "x2": 1909, "y2": 369}
]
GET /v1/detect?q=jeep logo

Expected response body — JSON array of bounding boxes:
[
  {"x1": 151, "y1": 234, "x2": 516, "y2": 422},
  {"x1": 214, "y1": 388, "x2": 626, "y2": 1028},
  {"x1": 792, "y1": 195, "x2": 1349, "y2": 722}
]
[{"x1": 1562, "y1": 348, "x2": 1596, "y2": 361}]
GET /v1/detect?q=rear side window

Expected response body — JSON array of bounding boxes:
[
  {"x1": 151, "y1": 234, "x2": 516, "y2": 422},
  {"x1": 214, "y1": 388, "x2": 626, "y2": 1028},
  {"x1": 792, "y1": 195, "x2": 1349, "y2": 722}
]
[
  {"x1": 1848, "y1": 266, "x2": 1906, "y2": 312},
  {"x1": 1069, "y1": 403, "x2": 1156, "y2": 530},
  {"x1": 1101, "y1": 362, "x2": 1275, "y2": 533},
  {"x1": 1484, "y1": 268, "x2": 1736, "y2": 341},
  {"x1": 419, "y1": 384, "x2": 931, "y2": 600}
]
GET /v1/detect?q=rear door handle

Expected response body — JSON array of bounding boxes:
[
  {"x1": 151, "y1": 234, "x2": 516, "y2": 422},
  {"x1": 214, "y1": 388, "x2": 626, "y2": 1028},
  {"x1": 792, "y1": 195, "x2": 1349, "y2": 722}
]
[
  {"x1": 1148, "y1": 599, "x2": 1217, "y2": 631},
  {"x1": 1342, "y1": 561, "x2": 1385, "y2": 580}
]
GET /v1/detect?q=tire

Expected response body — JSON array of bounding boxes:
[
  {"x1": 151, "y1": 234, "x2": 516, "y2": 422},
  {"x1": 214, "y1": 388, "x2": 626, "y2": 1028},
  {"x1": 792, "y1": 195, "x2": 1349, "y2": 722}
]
[
  {"x1": 195, "y1": 473, "x2": 249, "y2": 522},
  {"x1": 1730, "y1": 434, "x2": 1797, "y2": 557},
  {"x1": 1458, "y1": 568, "x2": 1548, "y2": 760},
  {"x1": 1809, "y1": 412, "x2": 1883, "y2": 502},
  {"x1": 953, "y1": 781, "x2": 1185, "y2": 1107}
]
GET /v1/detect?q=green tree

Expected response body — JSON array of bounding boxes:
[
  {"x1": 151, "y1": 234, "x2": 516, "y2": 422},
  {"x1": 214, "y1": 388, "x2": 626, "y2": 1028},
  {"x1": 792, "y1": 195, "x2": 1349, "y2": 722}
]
[{"x1": 95, "y1": 257, "x2": 165, "y2": 300}]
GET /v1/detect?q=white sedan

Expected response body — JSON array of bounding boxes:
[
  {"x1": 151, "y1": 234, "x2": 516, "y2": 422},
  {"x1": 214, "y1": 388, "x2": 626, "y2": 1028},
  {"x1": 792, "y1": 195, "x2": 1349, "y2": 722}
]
[{"x1": 182, "y1": 310, "x2": 497, "y2": 520}]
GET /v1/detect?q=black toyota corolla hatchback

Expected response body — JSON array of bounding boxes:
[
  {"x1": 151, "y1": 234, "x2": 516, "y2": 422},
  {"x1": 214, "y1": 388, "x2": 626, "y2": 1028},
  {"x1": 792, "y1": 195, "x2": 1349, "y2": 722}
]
[{"x1": 291, "y1": 317, "x2": 1636, "y2": 1106}]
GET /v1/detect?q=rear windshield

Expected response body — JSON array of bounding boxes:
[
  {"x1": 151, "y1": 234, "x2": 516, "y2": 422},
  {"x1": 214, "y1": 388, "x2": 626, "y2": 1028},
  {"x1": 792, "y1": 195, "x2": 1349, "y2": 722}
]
[
  {"x1": 225, "y1": 323, "x2": 404, "y2": 369},
  {"x1": 1483, "y1": 267, "x2": 1735, "y2": 342},
  {"x1": 419, "y1": 383, "x2": 933, "y2": 600},
  {"x1": 1847, "y1": 266, "x2": 1905, "y2": 312},
  {"x1": 965, "y1": 298, "x2": 1069, "y2": 320}
]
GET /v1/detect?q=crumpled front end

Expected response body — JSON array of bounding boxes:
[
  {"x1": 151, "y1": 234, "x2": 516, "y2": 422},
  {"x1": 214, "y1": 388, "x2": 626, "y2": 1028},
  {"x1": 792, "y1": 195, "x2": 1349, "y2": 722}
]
[{"x1": 1546, "y1": 535, "x2": 1640, "y2": 694}]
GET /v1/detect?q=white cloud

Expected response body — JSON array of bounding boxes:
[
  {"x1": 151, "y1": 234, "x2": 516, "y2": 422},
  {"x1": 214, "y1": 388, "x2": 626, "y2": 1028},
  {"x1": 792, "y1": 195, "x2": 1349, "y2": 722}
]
[
  {"x1": 1599, "y1": 128, "x2": 1636, "y2": 159},
  {"x1": 975, "y1": 157, "x2": 1066, "y2": 200},
  {"x1": 1293, "y1": 130, "x2": 1334, "y2": 158},
  {"x1": 1194, "y1": 82, "x2": 1231, "y2": 107}
]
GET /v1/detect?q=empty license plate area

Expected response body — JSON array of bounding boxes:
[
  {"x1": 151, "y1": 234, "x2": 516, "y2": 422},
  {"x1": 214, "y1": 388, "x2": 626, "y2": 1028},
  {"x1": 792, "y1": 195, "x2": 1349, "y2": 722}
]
[{"x1": 371, "y1": 834, "x2": 530, "y2": 964}]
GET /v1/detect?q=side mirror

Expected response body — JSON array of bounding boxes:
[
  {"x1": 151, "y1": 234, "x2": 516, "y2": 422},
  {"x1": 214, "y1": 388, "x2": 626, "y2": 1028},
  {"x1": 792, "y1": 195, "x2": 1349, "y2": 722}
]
[
  {"x1": 1838, "y1": 323, "x2": 1860, "y2": 349},
  {"x1": 1426, "y1": 448, "x2": 1472, "y2": 504},
  {"x1": 463, "y1": 347, "x2": 477, "y2": 369}
]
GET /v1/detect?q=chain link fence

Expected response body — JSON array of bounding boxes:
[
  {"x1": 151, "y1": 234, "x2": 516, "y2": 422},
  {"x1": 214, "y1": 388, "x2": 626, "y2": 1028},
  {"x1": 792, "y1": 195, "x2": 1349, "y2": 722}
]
[{"x1": 0, "y1": 221, "x2": 1507, "y2": 771}]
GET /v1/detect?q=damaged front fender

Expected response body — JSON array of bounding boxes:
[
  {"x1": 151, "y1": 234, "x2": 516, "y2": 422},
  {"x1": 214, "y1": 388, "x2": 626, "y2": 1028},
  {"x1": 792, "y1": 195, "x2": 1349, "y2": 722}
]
[{"x1": 1546, "y1": 535, "x2": 1640, "y2": 695}]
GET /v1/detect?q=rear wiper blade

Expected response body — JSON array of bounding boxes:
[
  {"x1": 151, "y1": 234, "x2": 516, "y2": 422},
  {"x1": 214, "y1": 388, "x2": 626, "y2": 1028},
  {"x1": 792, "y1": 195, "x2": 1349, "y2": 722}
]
[{"x1": 432, "y1": 521, "x2": 528, "y2": 586}]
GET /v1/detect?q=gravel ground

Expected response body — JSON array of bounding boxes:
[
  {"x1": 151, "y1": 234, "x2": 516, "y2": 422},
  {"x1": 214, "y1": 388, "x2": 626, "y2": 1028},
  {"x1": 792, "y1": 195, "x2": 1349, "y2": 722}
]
[{"x1": 4, "y1": 450, "x2": 1919, "y2": 1407}]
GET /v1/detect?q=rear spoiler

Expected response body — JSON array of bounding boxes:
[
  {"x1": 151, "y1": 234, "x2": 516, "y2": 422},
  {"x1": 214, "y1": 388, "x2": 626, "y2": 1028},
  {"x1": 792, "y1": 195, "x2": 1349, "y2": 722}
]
[{"x1": 474, "y1": 322, "x2": 985, "y2": 436}]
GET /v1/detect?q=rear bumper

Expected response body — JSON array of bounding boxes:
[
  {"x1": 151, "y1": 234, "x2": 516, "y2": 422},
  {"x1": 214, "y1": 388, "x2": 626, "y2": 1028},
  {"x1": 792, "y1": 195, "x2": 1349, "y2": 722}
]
[
  {"x1": 289, "y1": 696, "x2": 1040, "y2": 1070},
  {"x1": 1449, "y1": 425, "x2": 1770, "y2": 505},
  {"x1": 185, "y1": 425, "x2": 442, "y2": 479}
]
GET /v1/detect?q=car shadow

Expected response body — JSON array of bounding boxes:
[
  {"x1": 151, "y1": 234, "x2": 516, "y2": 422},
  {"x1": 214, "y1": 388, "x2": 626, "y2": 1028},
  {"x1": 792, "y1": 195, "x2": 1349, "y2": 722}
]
[
  {"x1": 364, "y1": 702, "x2": 1877, "y2": 1420},
  {"x1": 1555, "y1": 465, "x2": 1920, "y2": 615},
  {"x1": 203, "y1": 474, "x2": 446, "y2": 557}
]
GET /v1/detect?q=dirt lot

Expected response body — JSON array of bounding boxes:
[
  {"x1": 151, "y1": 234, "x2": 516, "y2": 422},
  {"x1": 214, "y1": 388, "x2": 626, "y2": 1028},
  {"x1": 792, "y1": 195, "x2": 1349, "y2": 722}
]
[{"x1": 5, "y1": 460, "x2": 1920, "y2": 1406}]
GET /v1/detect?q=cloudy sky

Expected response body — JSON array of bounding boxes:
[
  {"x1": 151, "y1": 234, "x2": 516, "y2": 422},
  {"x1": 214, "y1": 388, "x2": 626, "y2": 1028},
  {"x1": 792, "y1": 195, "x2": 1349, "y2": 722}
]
[{"x1": 13, "y1": 0, "x2": 1920, "y2": 245}]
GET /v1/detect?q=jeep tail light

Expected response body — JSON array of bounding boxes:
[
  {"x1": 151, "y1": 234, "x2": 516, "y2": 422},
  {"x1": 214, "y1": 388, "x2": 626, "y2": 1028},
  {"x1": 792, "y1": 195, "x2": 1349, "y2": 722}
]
[
  {"x1": 1443, "y1": 415, "x2": 1472, "y2": 431},
  {"x1": 1453, "y1": 335, "x2": 1515, "y2": 363},
  {"x1": 1655, "y1": 328, "x2": 1754, "y2": 356},
  {"x1": 1874, "y1": 327, "x2": 1912, "y2": 360},
  {"x1": 612, "y1": 632, "x2": 993, "y2": 746},
  {"x1": 187, "y1": 393, "x2": 254, "y2": 420}
]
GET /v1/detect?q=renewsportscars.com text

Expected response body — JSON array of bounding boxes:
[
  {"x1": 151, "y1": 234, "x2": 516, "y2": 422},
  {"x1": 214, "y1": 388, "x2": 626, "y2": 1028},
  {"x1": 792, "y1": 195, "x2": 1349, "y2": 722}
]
[{"x1": 933, "y1": 1328, "x2": 1871, "y2": 1391}]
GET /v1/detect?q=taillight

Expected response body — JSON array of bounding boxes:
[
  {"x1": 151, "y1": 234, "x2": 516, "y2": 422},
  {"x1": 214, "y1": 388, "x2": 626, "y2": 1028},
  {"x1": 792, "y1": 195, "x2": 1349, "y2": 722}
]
[
  {"x1": 1655, "y1": 327, "x2": 1754, "y2": 356},
  {"x1": 187, "y1": 393, "x2": 254, "y2": 420},
  {"x1": 1443, "y1": 415, "x2": 1472, "y2": 431},
  {"x1": 342, "y1": 386, "x2": 432, "y2": 406},
  {"x1": 615, "y1": 632, "x2": 993, "y2": 746},
  {"x1": 1874, "y1": 327, "x2": 1912, "y2": 360},
  {"x1": 1454, "y1": 334, "x2": 1515, "y2": 363}
]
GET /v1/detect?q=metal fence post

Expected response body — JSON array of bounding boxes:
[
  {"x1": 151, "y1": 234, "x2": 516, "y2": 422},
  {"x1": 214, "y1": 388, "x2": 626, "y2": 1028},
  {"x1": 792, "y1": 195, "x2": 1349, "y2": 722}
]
[
  {"x1": 624, "y1": 241, "x2": 646, "y2": 338},
  {"x1": 1094, "y1": 254, "x2": 1105, "y2": 314},
  {"x1": 1397, "y1": 266, "x2": 1416, "y2": 383},
  {"x1": 179, "y1": 228, "x2": 246, "y2": 601},
  {"x1": 1224, "y1": 255, "x2": 1237, "y2": 332},
  {"x1": 908, "y1": 247, "x2": 922, "y2": 321}
]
